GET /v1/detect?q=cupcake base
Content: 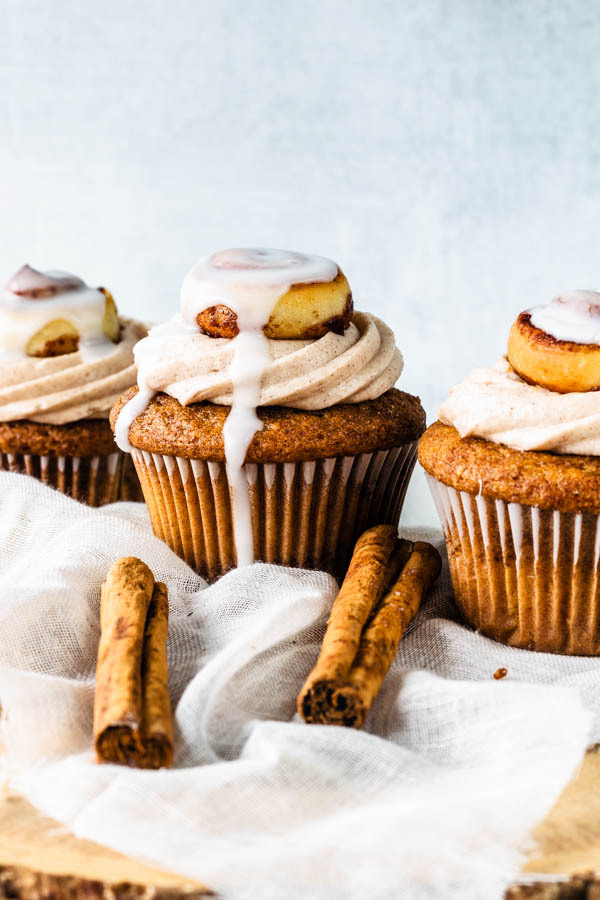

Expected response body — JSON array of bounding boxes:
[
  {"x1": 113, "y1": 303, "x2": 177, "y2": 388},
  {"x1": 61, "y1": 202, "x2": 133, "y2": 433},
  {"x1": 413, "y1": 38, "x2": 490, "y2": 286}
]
[
  {"x1": 0, "y1": 418, "x2": 139, "y2": 506},
  {"x1": 427, "y1": 474, "x2": 600, "y2": 655},
  {"x1": 132, "y1": 443, "x2": 418, "y2": 581},
  {"x1": 0, "y1": 450, "x2": 124, "y2": 506}
]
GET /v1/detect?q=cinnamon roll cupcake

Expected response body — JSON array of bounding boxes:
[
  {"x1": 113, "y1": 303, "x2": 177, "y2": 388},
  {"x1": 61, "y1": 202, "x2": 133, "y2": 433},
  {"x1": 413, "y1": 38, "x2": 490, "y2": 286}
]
[
  {"x1": 0, "y1": 265, "x2": 147, "y2": 504},
  {"x1": 111, "y1": 248, "x2": 425, "y2": 581},
  {"x1": 419, "y1": 289, "x2": 600, "y2": 655}
]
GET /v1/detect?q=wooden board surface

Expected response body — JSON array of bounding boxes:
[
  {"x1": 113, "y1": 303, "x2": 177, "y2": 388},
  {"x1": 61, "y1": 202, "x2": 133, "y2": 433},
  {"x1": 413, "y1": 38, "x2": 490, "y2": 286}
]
[
  {"x1": 0, "y1": 787, "x2": 212, "y2": 898},
  {"x1": 2, "y1": 753, "x2": 600, "y2": 899},
  {"x1": 526, "y1": 750, "x2": 600, "y2": 878}
]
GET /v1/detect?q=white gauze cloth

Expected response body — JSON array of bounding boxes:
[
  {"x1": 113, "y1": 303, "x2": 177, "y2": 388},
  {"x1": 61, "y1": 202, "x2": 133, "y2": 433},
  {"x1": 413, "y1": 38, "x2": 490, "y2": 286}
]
[{"x1": 0, "y1": 471, "x2": 596, "y2": 900}]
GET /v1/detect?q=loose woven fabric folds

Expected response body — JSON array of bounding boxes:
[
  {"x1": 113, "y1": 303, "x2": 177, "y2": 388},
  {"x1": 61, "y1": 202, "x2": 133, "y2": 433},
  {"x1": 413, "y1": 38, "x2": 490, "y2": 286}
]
[{"x1": 0, "y1": 471, "x2": 596, "y2": 900}]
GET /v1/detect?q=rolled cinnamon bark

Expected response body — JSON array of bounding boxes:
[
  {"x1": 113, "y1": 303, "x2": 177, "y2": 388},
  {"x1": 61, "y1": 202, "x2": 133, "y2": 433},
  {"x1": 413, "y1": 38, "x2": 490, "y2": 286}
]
[
  {"x1": 298, "y1": 525, "x2": 405, "y2": 723},
  {"x1": 94, "y1": 558, "x2": 173, "y2": 769},
  {"x1": 302, "y1": 524, "x2": 402, "y2": 691},
  {"x1": 298, "y1": 536, "x2": 441, "y2": 728},
  {"x1": 138, "y1": 582, "x2": 174, "y2": 769},
  {"x1": 321, "y1": 542, "x2": 441, "y2": 728}
]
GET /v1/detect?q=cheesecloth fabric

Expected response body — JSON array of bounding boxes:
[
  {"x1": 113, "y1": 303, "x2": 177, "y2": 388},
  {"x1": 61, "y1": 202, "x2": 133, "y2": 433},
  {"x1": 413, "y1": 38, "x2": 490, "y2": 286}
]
[{"x1": 0, "y1": 471, "x2": 594, "y2": 900}]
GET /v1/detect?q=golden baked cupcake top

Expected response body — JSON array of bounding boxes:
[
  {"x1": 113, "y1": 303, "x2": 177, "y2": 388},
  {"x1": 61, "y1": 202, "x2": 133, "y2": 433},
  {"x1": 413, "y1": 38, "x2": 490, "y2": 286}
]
[
  {"x1": 0, "y1": 265, "x2": 147, "y2": 424},
  {"x1": 418, "y1": 420, "x2": 600, "y2": 513},
  {"x1": 438, "y1": 289, "x2": 600, "y2": 456},
  {"x1": 110, "y1": 387, "x2": 424, "y2": 462}
]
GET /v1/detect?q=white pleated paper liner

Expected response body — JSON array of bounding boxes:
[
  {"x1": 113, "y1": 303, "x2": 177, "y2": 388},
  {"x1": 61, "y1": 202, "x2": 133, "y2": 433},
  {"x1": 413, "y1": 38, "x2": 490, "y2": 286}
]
[
  {"x1": 132, "y1": 442, "x2": 418, "y2": 582},
  {"x1": 0, "y1": 450, "x2": 124, "y2": 507},
  {"x1": 426, "y1": 473, "x2": 600, "y2": 655}
]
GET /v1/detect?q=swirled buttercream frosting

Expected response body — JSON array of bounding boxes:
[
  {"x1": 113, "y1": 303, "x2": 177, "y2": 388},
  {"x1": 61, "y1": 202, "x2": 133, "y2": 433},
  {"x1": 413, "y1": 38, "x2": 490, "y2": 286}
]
[
  {"x1": 131, "y1": 310, "x2": 401, "y2": 410},
  {"x1": 439, "y1": 357, "x2": 600, "y2": 456}
]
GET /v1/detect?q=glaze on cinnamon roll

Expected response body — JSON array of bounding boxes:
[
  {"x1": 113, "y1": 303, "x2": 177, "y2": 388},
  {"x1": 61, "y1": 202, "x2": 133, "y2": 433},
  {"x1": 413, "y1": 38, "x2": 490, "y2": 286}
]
[
  {"x1": 507, "y1": 290, "x2": 600, "y2": 394},
  {"x1": 0, "y1": 264, "x2": 147, "y2": 505},
  {"x1": 1, "y1": 265, "x2": 121, "y2": 359},
  {"x1": 185, "y1": 248, "x2": 353, "y2": 339},
  {"x1": 0, "y1": 266, "x2": 146, "y2": 424}
]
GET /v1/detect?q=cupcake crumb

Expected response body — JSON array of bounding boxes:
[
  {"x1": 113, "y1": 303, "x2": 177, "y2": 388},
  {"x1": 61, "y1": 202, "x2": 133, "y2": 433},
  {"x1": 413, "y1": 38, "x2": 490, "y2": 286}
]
[{"x1": 493, "y1": 667, "x2": 508, "y2": 680}]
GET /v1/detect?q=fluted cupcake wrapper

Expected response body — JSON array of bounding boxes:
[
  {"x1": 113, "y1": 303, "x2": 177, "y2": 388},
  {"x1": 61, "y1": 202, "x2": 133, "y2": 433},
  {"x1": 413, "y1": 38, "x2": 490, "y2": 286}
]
[
  {"x1": 0, "y1": 451, "x2": 124, "y2": 507},
  {"x1": 131, "y1": 443, "x2": 418, "y2": 582},
  {"x1": 426, "y1": 473, "x2": 600, "y2": 655}
]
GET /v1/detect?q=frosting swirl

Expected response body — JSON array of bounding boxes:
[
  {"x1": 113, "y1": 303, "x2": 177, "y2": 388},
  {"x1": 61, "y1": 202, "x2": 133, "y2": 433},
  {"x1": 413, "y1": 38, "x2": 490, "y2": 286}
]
[
  {"x1": 439, "y1": 357, "x2": 600, "y2": 455},
  {"x1": 0, "y1": 318, "x2": 147, "y2": 424},
  {"x1": 131, "y1": 311, "x2": 402, "y2": 410}
]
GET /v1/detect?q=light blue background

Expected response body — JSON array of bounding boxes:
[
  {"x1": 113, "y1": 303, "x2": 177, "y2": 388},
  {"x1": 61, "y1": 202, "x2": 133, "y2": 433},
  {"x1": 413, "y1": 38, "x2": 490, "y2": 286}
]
[{"x1": 2, "y1": 0, "x2": 599, "y2": 524}]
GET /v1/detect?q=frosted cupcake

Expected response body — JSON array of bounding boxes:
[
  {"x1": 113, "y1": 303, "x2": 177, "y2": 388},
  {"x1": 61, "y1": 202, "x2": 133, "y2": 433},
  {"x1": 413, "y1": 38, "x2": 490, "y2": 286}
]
[
  {"x1": 0, "y1": 265, "x2": 147, "y2": 505},
  {"x1": 111, "y1": 248, "x2": 425, "y2": 581},
  {"x1": 419, "y1": 290, "x2": 600, "y2": 655}
]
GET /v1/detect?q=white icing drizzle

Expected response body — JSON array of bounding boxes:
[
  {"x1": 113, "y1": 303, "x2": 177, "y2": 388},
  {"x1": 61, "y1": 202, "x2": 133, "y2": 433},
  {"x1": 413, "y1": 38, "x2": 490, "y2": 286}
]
[
  {"x1": 0, "y1": 265, "x2": 115, "y2": 362},
  {"x1": 114, "y1": 387, "x2": 155, "y2": 454},
  {"x1": 115, "y1": 248, "x2": 339, "y2": 568},
  {"x1": 529, "y1": 289, "x2": 600, "y2": 345}
]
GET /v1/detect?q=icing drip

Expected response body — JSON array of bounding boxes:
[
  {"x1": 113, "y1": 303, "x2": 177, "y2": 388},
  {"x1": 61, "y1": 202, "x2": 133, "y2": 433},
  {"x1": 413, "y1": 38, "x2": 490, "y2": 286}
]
[
  {"x1": 529, "y1": 289, "x2": 600, "y2": 345},
  {"x1": 113, "y1": 386, "x2": 156, "y2": 454},
  {"x1": 115, "y1": 248, "x2": 340, "y2": 567},
  {"x1": 222, "y1": 326, "x2": 270, "y2": 567},
  {"x1": 0, "y1": 265, "x2": 115, "y2": 362}
]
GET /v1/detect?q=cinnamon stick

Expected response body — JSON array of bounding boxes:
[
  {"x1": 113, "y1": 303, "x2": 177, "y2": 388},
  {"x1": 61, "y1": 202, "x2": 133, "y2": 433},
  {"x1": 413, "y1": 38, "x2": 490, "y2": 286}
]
[
  {"x1": 297, "y1": 525, "x2": 405, "y2": 722},
  {"x1": 298, "y1": 534, "x2": 441, "y2": 728},
  {"x1": 94, "y1": 558, "x2": 173, "y2": 768},
  {"x1": 301, "y1": 525, "x2": 402, "y2": 692},
  {"x1": 138, "y1": 582, "x2": 174, "y2": 769},
  {"x1": 319, "y1": 542, "x2": 441, "y2": 728}
]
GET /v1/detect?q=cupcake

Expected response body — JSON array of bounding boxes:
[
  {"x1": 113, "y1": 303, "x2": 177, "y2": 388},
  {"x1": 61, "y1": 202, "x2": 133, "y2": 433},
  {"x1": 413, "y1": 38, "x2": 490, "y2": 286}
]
[
  {"x1": 419, "y1": 289, "x2": 600, "y2": 655},
  {"x1": 0, "y1": 265, "x2": 147, "y2": 505},
  {"x1": 110, "y1": 248, "x2": 425, "y2": 581}
]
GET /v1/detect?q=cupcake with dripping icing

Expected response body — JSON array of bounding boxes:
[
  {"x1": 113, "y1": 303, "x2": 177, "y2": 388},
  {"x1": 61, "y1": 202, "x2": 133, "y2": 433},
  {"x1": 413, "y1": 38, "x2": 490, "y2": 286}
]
[
  {"x1": 419, "y1": 289, "x2": 600, "y2": 655},
  {"x1": 0, "y1": 265, "x2": 147, "y2": 504},
  {"x1": 110, "y1": 248, "x2": 425, "y2": 581}
]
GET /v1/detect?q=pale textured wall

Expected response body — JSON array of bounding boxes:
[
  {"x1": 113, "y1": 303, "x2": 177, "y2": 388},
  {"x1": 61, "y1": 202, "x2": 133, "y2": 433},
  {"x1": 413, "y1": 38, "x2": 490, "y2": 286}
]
[{"x1": 2, "y1": 0, "x2": 600, "y2": 524}]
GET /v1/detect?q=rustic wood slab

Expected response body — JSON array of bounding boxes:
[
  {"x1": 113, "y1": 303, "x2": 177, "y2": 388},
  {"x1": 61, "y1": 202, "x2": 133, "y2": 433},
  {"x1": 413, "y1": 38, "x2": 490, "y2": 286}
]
[
  {"x1": 2, "y1": 753, "x2": 600, "y2": 899},
  {"x1": 0, "y1": 787, "x2": 212, "y2": 898},
  {"x1": 526, "y1": 751, "x2": 600, "y2": 878}
]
